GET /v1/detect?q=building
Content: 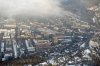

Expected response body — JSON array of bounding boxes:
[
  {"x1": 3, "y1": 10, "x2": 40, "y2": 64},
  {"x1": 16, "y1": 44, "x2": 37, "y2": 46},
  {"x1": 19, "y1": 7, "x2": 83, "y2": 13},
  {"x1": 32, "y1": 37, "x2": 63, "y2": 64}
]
[{"x1": 35, "y1": 40, "x2": 51, "y2": 51}]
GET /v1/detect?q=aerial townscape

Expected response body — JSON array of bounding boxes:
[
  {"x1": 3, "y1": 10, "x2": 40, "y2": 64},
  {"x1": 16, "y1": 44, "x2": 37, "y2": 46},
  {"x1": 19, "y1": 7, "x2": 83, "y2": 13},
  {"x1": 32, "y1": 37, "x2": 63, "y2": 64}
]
[{"x1": 0, "y1": 0, "x2": 100, "y2": 66}]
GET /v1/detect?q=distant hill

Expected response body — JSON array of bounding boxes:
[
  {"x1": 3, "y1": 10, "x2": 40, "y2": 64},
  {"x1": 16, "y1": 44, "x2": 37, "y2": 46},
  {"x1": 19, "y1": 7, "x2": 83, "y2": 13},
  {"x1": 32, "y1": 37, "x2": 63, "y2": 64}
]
[
  {"x1": 60, "y1": 0, "x2": 94, "y2": 22},
  {"x1": 81, "y1": 0, "x2": 100, "y2": 7}
]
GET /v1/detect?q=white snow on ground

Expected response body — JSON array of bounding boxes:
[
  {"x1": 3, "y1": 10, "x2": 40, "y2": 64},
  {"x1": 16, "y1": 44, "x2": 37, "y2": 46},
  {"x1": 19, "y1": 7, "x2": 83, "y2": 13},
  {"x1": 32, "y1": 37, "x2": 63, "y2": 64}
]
[{"x1": 89, "y1": 40, "x2": 99, "y2": 48}]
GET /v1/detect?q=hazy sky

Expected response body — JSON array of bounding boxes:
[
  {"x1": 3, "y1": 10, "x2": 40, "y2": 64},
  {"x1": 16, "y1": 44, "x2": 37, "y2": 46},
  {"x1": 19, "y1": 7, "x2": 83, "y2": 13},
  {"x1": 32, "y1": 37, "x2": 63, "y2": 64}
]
[{"x1": 0, "y1": 0, "x2": 63, "y2": 17}]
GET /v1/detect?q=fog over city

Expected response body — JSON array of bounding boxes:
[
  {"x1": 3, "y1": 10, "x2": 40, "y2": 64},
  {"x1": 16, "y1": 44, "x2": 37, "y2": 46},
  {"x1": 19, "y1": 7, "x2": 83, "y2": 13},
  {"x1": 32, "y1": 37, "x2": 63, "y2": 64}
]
[
  {"x1": 0, "y1": 0, "x2": 64, "y2": 17},
  {"x1": 0, "y1": 0, "x2": 99, "y2": 17},
  {"x1": 0, "y1": 0, "x2": 99, "y2": 19}
]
